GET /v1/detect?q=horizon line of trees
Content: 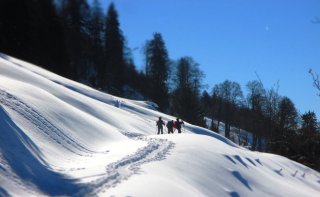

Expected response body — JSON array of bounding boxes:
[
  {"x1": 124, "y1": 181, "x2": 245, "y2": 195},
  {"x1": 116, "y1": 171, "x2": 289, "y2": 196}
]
[
  {"x1": 0, "y1": 0, "x2": 319, "y2": 171},
  {"x1": 200, "y1": 79, "x2": 320, "y2": 171},
  {"x1": 0, "y1": 0, "x2": 206, "y2": 125}
]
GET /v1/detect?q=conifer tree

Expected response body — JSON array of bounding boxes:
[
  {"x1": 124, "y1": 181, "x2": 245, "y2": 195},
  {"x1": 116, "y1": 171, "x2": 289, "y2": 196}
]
[
  {"x1": 0, "y1": 0, "x2": 31, "y2": 59},
  {"x1": 60, "y1": 0, "x2": 90, "y2": 80},
  {"x1": 144, "y1": 33, "x2": 170, "y2": 111},
  {"x1": 103, "y1": 3, "x2": 125, "y2": 94},
  {"x1": 0, "y1": 0, "x2": 67, "y2": 75},
  {"x1": 90, "y1": 0, "x2": 104, "y2": 50},
  {"x1": 88, "y1": 0, "x2": 105, "y2": 87}
]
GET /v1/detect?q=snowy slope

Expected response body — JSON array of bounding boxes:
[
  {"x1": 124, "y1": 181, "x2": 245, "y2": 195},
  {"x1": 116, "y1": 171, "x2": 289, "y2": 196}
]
[
  {"x1": 204, "y1": 117, "x2": 253, "y2": 147},
  {"x1": 0, "y1": 53, "x2": 319, "y2": 197}
]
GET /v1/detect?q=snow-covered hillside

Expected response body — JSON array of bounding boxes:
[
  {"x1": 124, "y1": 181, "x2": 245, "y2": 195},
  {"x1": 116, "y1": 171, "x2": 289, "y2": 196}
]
[
  {"x1": 0, "y1": 54, "x2": 319, "y2": 197},
  {"x1": 204, "y1": 117, "x2": 253, "y2": 147}
]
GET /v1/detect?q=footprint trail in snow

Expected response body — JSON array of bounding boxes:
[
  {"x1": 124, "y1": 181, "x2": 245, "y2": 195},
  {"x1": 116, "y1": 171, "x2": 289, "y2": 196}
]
[{"x1": 81, "y1": 132, "x2": 175, "y2": 196}]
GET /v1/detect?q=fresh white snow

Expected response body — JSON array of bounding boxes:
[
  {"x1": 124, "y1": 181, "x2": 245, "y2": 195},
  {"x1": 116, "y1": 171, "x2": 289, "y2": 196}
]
[{"x1": 0, "y1": 53, "x2": 319, "y2": 196}]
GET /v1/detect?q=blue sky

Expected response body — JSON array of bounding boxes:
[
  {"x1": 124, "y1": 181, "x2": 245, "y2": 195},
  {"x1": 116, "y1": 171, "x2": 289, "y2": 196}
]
[{"x1": 99, "y1": 0, "x2": 320, "y2": 117}]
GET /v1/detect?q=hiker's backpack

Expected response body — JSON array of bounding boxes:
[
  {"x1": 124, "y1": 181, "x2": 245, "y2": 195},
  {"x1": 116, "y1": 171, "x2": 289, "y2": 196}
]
[{"x1": 173, "y1": 121, "x2": 176, "y2": 128}]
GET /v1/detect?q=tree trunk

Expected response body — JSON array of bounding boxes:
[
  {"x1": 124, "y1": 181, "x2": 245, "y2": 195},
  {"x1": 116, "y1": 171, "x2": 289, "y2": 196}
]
[{"x1": 225, "y1": 122, "x2": 230, "y2": 139}]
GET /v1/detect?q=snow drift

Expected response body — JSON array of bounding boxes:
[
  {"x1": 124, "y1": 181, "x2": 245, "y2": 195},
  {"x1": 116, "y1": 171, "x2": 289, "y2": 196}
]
[{"x1": 0, "y1": 54, "x2": 319, "y2": 197}]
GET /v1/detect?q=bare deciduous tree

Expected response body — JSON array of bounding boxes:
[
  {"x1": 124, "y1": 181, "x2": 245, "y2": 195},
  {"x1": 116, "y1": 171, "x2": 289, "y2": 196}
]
[{"x1": 309, "y1": 69, "x2": 320, "y2": 95}]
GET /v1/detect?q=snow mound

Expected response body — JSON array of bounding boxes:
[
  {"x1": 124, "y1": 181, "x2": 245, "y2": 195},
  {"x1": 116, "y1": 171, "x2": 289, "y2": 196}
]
[{"x1": 0, "y1": 54, "x2": 319, "y2": 196}]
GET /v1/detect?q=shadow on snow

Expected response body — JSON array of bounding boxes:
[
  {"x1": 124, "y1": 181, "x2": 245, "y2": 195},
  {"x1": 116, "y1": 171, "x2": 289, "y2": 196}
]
[{"x1": 0, "y1": 106, "x2": 83, "y2": 196}]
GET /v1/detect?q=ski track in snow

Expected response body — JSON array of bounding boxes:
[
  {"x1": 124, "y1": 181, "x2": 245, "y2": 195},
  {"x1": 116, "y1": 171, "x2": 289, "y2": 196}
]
[
  {"x1": 0, "y1": 89, "x2": 107, "y2": 157},
  {"x1": 0, "y1": 88, "x2": 176, "y2": 196},
  {"x1": 79, "y1": 133, "x2": 175, "y2": 196}
]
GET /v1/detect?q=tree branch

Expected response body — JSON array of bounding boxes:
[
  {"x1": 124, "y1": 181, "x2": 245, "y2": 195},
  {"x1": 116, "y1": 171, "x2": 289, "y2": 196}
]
[{"x1": 309, "y1": 69, "x2": 320, "y2": 94}]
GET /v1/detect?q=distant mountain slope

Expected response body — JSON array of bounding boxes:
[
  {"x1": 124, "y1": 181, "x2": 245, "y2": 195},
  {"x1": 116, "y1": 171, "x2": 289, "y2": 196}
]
[{"x1": 0, "y1": 54, "x2": 319, "y2": 196}]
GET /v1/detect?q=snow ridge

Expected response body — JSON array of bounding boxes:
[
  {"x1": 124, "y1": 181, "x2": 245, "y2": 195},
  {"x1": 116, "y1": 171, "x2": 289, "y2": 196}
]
[{"x1": 0, "y1": 89, "x2": 106, "y2": 157}]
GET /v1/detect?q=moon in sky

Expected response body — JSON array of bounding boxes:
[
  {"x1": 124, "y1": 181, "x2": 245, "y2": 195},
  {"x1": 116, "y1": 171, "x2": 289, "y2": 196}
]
[{"x1": 265, "y1": 25, "x2": 269, "y2": 31}]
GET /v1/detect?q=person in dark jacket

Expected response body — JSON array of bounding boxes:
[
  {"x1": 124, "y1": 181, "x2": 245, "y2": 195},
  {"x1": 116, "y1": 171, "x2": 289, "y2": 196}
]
[
  {"x1": 166, "y1": 120, "x2": 174, "y2": 134},
  {"x1": 175, "y1": 118, "x2": 184, "y2": 133},
  {"x1": 156, "y1": 117, "x2": 165, "y2": 134}
]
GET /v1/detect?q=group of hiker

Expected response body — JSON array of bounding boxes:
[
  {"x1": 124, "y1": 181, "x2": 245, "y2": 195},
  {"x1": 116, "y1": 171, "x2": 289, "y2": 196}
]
[{"x1": 156, "y1": 117, "x2": 184, "y2": 135}]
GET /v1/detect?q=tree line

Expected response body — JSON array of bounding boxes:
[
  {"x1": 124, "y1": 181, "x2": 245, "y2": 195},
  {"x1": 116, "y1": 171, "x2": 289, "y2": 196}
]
[
  {"x1": 0, "y1": 1, "x2": 319, "y2": 170},
  {"x1": 200, "y1": 79, "x2": 320, "y2": 171},
  {"x1": 0, "y1": 0, "x2": 205, "y2": 125}
]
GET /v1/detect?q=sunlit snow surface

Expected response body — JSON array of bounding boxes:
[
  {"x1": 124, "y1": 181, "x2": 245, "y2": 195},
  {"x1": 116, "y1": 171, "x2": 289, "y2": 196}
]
[{"x1": 0, "y1": 54, "x2": 319, "y2": 197}]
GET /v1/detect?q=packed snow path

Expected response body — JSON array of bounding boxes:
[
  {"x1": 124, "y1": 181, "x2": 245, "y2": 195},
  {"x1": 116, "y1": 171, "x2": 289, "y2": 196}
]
[{"x1": 81, "y1": 133, "x2": 175, "y2": 196}]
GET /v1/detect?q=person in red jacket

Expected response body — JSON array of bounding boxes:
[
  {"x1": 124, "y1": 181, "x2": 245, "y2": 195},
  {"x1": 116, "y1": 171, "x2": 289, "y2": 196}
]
[{"x1": 175, "y1": 118, "x2": 184, "y2": 133}]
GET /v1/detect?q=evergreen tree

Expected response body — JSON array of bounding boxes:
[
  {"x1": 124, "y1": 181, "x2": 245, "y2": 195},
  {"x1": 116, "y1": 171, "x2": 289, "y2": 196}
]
[
  {"x1": 59, "y1": 0, "x2": 90, "y2": 80},
  {"x1": 0, "y1": 0, "x2": 67, "y2": 74},
  {"x1": 90, "y1": 0, "x2": 104, "y2": 50},
  {"x1": 0, "y1": 0, "x2": 31, "y2": 60},
  {"x1": 88, "y1": 0, "x2": 105, "y2": 87},
  {"x1": 103, "y1": 3, "x2": 125, "y2": 94},
  {"x1": 144, "y1": 33, "x2": 170, "y2": 111},
  {"x1": 34, "y1": 0, "x2": 69, "y2": 75}
]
